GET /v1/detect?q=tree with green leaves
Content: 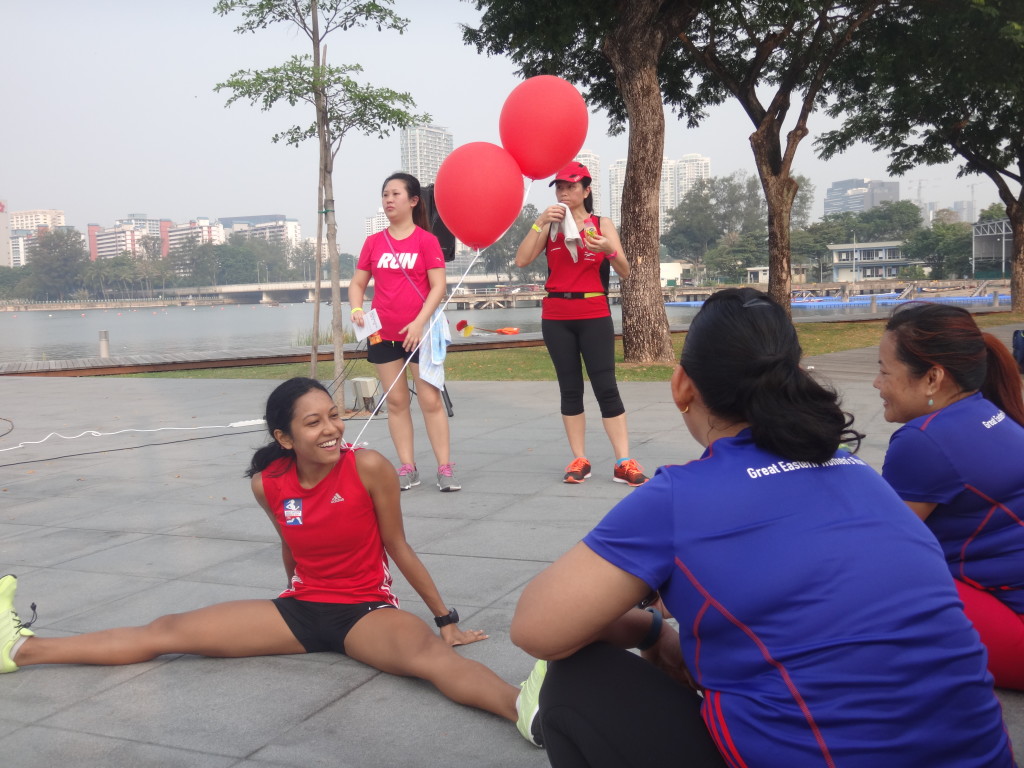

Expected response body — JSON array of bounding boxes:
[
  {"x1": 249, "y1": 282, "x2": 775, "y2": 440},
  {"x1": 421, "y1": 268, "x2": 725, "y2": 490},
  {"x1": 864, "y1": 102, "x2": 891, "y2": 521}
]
[
  {"x1": 466, "y1": 0, "x2": 897, "y2": 327},
  {"x1": 484, "y1": 204, "x2": 540, "y2": 282},
  {"x1": 25, "y1": 229, "x2": 89, "y2": 301},
  {"x1": 856, "y1": 201, "x2": 923, "y2": 242},
  {"x1": 663, "y1": 172, "x2": 812, "y2": 281},
  {"x1": 215, "y1": 0, "x2": 428, "y2": 389},
  {"x1": 818, "y1": 0, "x2": 1024, "y2": 310},
  {"x1": 673, "y1": 1, "x2": 899, "y2": 310},
  {"x1": 902, "y1": 219, "x2": 972, "y2": 280},
  {"x1": 465, "y1": 0, "x2": 704, "y2": 363},
  {"x1": 978, "y1": 202, "x2": 1008, "y2": 224}
]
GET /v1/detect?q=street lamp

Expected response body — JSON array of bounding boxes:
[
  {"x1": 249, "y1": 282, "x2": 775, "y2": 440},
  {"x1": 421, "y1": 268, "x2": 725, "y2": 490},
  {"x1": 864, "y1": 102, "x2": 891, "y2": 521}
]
[{"x1": 257, "y1": 260, "x2": 267, "y2": 285}]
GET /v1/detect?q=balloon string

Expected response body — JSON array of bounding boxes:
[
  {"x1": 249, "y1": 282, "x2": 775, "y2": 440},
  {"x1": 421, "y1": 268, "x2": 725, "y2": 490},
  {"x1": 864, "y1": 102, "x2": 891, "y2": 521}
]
[
  {"x1": 349, "y1": 246, "x2": 485, "y2": 448},
  {"x1": 349, "y1": 176, "x2": 533, "y2": 447}
]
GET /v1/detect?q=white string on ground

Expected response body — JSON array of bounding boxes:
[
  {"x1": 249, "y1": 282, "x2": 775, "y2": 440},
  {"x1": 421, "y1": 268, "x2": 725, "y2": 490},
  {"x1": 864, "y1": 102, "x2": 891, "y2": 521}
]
[{"x1": 0, "y1": 420, "x2": 266, "y2": 453}]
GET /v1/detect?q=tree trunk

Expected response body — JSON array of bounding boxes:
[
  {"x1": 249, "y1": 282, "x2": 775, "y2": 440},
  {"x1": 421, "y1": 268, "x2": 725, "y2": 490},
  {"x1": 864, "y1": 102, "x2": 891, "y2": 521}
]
[
  {"x1": 603, "y1": 3, "x2": 680, "y2": 364},
  {"x1": 1009, "y1": 205, "x2": 1023, "y2": 314},
  {"x1": 309, "y1": 181, "x2": 324, "y2": 378},
  {"x1": 311, "y1": 3, "x2": 345, "y2": 405},
  {"x1": 748, "y1": 120, "x2": 800, "y2": 312}
]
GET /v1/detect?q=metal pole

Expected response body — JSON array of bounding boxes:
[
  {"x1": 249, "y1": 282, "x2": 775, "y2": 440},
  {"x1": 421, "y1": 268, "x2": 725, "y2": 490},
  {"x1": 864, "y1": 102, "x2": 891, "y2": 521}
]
[{"x1": 99, "y1": 330, "x2": 110, "y2": 359}]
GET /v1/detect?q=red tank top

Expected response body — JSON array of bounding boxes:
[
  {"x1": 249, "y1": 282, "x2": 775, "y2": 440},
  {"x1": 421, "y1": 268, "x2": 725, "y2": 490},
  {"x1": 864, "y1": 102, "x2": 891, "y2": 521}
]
[
  {"x1": 543, "y1": 214, "x2": 611, "y2": 321},
  {"x1": 260, "y1": 449, "x2": 399, "y2": 605}
]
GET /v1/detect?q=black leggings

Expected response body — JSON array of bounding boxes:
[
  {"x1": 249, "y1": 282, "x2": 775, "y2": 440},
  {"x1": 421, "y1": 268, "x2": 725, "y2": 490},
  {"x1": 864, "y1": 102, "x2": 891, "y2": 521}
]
[
  {"x1": 540, "y1": 643, "x2": 727, "y2": 768},
  {"x1": 542, "y1": 316, "x2": 625, "y2": 419}
]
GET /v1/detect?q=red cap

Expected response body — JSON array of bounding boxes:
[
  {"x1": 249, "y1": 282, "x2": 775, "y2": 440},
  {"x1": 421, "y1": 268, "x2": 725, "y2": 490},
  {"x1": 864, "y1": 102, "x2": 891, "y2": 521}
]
[{"x1": 549, "y1": 161, "x2": 591, "y2": 186}]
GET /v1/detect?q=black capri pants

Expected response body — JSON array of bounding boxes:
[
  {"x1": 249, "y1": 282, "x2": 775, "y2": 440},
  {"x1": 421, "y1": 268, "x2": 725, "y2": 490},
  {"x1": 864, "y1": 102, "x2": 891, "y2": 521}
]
[
  {"x1": 542, "y1": 316, "x2": 625, "y2": 419},
  {"x1": 540, "y1": 642, "x2": 726, "y2": 768}
]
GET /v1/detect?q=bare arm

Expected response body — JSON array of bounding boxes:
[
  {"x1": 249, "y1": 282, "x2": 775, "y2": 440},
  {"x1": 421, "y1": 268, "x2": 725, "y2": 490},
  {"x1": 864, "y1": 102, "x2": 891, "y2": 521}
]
[
  {"x1": 356, "y1": 449, "x2": 487, "y2": 646},
  {"x1": 251, "y1": 473, "x2": 297, "y2": 585},
  {"x1": 904, "y1": 500, "x2": 937, "y2": 521},
  {"x1": 515, "y1": 204, "x2": 566, "y2": 268},
  {"x1": 348, "y1": 268, "x2": 372, "y2": 328},
  {"x1": 590, "y1": 217, "x2": 630, "y2": 280},
  {"x1": 511, "y1": 541, "x2": 658, "y2": 660}
]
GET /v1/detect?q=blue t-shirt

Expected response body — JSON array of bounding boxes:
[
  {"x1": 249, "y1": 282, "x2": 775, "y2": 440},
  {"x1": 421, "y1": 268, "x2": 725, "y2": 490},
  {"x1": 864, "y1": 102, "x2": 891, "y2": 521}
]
[
  {"x1": 882, "y1": 392, "x2": 1024, "y2": 613},
  {"x1": 584, "y1": 431, "x2": 1011, "y2": 767}
]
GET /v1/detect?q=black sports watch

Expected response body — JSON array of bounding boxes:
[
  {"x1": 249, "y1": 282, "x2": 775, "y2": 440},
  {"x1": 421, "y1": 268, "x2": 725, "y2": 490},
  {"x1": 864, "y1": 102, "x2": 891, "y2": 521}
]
[{"x1": 434, "y1": 608, "x2": 459, "y2": 628}]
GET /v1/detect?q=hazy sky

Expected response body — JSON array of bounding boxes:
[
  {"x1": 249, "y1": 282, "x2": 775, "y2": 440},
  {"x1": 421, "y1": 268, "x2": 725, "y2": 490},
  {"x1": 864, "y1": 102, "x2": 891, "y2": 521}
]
[{"x1": 1, "y1": 1, "x2": 1000, "y2": 255}]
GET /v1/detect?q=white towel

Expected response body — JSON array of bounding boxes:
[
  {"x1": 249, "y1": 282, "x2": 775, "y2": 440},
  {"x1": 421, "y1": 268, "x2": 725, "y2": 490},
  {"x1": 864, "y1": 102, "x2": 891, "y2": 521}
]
[
  {"x1": 549, "y1": 202, "x2": 583, "y2": 263},
  {"x1": 417, "y1": 308, "x2": 451, "y2": 391}
]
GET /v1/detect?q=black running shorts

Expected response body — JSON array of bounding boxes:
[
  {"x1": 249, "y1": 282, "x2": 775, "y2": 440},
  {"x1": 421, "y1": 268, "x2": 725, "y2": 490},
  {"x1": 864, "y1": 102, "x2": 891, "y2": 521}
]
[
  {"x1": 272, "y1": 597, "x2": 396, "y2": 654},
  {"x1": 367, "y1": 339, "x2": 420, "y2": 365}
]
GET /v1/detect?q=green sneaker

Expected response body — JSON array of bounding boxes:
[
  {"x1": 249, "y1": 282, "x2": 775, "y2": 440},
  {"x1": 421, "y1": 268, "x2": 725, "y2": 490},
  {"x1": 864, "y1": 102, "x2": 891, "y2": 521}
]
[
  {"x1": 1, "y1": 574, "x2": 36, "y2": 674},
  {"x1": 516, "y1": 659, "x2": 547, "y2": 747}
]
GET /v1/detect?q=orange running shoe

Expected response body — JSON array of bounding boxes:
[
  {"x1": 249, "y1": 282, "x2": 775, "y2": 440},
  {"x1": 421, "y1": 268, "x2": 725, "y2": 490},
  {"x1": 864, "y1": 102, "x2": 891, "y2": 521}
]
[
  {"x1": 563, "y1": 457, "x2": 592, "y2": 484},
  {"x1": 613, "y1": 458, "x2": 649, "y2": 487}
]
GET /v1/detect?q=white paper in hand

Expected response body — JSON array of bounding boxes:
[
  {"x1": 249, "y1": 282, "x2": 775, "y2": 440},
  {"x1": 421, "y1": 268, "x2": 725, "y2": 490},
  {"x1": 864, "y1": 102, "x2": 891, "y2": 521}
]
[{"x1": 353, "y1": 308, "x2": 382, "y2": 341}]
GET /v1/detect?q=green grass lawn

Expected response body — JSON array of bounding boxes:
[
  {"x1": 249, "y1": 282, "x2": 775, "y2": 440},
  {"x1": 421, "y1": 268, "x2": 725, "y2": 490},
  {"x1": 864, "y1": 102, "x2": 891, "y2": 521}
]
[{"x1": 126, "y1": 312, "x2": 1023, "y2": 383}]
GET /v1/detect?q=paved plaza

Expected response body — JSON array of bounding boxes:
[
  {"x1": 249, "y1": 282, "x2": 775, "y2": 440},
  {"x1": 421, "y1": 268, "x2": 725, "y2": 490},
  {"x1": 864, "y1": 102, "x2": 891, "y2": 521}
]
[{"x1": 0, "y1": 327, "x2": 1021, "y2": 767}]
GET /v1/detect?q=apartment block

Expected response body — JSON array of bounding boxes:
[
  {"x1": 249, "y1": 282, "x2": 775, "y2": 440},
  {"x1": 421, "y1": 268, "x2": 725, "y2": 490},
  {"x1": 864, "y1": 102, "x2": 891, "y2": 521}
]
[{"x1": 400, "y1": 124, "x2": 453, "y2": 186}]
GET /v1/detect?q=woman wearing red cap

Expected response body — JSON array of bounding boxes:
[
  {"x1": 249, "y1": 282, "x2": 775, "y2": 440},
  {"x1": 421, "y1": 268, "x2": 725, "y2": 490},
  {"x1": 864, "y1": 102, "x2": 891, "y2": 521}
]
[{"x1": 515, "y1": 161, "x2": 648, "y2": 486}]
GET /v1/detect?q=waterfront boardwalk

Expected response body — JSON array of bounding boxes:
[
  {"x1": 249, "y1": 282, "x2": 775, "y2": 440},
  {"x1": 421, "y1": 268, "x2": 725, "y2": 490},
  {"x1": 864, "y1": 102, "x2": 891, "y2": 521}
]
[{"x1": 0, "y1": 329, "x2": 1021, "y2": 767}]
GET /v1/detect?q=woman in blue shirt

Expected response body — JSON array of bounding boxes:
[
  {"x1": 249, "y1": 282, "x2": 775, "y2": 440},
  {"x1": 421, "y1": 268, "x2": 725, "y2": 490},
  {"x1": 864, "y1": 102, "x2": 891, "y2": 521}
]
[
  {"x1": 512, "y1": 289, "x2": 1012, "y2": 767},
  {"x1": 877, "y1": 302, "x2": 1024, "y2": 690}
]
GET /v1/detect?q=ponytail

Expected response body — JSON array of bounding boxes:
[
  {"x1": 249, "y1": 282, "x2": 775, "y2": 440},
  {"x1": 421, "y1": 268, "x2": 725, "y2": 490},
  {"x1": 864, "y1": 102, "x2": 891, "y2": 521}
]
[
  {"x1": 981, "y1": 333, "x2": 1024, "y2": 427},
  {"x1": 245, "y1": 443, "x2": 294, "y2": 479},
  {"x1": 244, "y1": 377, "x2": 330, "y2": 478},
  {"x1": 683, "y1": 288, "x2": 862, "y2": 463}
]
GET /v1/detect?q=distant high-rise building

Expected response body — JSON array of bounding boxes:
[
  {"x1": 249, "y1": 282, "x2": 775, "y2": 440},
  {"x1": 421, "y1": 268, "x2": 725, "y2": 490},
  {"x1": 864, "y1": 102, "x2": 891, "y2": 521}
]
[
  {"x1": 400, "y1": 124, "x2": 453, "y2": 185},
  {"x1": 660, "y1": 154, "x2": 711, "y2": 234},
  {"x1": 11, "y1": 209, "x2": 65, "y2": 230},
  {"x1": 88, "y1": 215, "x2": 172, "y2": 260},
  {"x1": 364, "y1": 209, "x2": 390, "y2": 238},
  {"x1": 9, "y1": 230, "x2": 32, "y2": 268},
  {"x1": 824, "y1": 178, "x2": 899, "y2": 215},
  {"x1": 952, "y1": 200, "x2": 975, "y2": 224},
  {"x1": 574, "y1": 149, "x2": 602, "y2": 216},
  {"x1": 88, "y1": 223, "x2": 149, "y2": 261},
  {"x1": 222, "y1": 217, "x2": 302, "y2": 250},
  {"x1": 0, "y1": 200, "x2": 10, "y2": 268},
  {"x1": 167, "y1": 218, "x2": 225, "y2": 253},
  {"x1": 607, "y1": 155, "x2": 710, "y2": 234},
  {"x1": 608, "y1": 159, "x2": 627, "y2": 228}
]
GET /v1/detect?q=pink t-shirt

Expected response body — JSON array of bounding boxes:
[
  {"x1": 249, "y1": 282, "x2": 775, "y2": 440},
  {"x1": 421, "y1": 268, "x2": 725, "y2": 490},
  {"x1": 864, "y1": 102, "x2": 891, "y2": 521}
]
[{"x1": 357, "y1": 227, "x2": 446, "y2": 341}]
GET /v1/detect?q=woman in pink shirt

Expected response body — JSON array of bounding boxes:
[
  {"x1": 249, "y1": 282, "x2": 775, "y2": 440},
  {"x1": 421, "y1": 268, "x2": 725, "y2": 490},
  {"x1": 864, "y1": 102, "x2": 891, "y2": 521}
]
[{"x1": 349, "y1": 173, "x2": 459, "y2": 492}]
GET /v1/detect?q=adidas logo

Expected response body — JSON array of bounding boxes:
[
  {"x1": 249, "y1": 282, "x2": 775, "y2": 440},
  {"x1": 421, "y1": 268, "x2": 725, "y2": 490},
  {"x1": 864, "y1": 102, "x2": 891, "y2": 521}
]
[{"x1": 331, "y1": 493, "x2": 344, "y2": 504}]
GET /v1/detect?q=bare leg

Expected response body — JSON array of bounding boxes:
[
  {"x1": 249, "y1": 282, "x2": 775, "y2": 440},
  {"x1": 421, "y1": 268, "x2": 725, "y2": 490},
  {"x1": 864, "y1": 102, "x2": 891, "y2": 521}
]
[
  {"x1": 563, "y1": 413, "x2": 587, "y2": 459},
  {"x1": 375, "y1": 359, "x2": 415, "y2": 466},
  {"x1": 602, "y1": 413, "x2": 630, "y2": 461},
  {"x1": 410, "y1": 364, "x2": 450, "y2": 466},
  {"x1": 344, "y1": 608, "x2": 518, "y2": 721},
  {"x1": 13, "y1": 600, "x2": 305, "y2": 667}
]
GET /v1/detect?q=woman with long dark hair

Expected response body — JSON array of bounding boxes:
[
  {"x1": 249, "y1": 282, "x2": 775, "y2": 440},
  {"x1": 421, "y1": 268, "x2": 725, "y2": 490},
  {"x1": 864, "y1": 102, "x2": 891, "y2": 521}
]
[
  {"x1": 511, "y1": 289, "x2": 1012, "y2": 767},
  {"x1": 876, "y1": 302, "x2": 1024, "y2": 690},
  {"x1": 514, "y1": 161, "x2": 647, "y2": 487},
  {"x1": 349, "y1": 172, "x2": 458, "y2": 492},
  {"x1": 1, "y1": 378, "x2": 541, "y2": 746}
]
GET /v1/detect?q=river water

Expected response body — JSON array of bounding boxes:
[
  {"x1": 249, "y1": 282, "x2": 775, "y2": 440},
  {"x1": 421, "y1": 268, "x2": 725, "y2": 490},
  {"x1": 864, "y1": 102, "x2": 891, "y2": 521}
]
[{"x1": 0, "y1": 300, "x2": 892, "y2": 364}]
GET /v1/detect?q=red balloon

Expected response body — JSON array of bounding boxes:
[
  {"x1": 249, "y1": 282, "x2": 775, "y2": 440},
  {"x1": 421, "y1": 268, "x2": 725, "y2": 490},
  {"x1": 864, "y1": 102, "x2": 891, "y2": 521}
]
[
  {"x1": 499, "y1": 76, "x2": 588, "y2": 180},
  {"x1": 434, "y1": 142, "x2": 524, "y2": 250}
]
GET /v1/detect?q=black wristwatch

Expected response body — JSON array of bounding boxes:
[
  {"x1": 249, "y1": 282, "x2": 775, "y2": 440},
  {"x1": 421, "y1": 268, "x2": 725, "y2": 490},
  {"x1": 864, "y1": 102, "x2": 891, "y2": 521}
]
[{"x1": 434, "y1": 608, "x2": 459, "y2": 628}]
